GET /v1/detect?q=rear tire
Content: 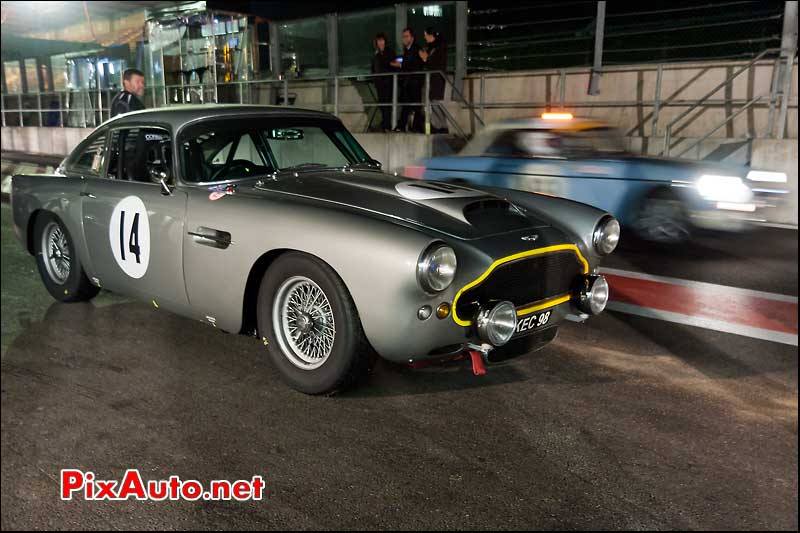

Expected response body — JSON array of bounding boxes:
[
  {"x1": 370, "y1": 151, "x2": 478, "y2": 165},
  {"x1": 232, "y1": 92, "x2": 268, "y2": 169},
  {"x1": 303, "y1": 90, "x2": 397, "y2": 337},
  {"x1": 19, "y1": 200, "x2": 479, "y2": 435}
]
[
  {"x1": 632, "y1": 188, "x2": 692, "y2": 244},
  {"x1": 33, "y1": 213, "x2": 100, "y2": 302},
  {"x1": 256, "y1": 252, "x2": 375, "y2": 395}
]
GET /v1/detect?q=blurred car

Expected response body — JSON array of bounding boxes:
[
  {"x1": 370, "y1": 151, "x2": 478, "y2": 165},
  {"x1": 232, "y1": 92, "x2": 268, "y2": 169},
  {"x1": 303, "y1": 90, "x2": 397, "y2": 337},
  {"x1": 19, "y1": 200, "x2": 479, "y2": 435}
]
[
  {"x1": 407, "y1": 113, "x2": 788, "y2": 243},
  {"x1": 11, "y1": 105, "x2": 619, "y2": 395}
]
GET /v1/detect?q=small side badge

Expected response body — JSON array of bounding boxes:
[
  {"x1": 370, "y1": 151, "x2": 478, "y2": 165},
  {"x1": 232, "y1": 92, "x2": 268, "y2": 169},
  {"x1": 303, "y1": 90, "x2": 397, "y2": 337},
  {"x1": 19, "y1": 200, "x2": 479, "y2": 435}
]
[{"x1": 521, "y1": 234, "x2": 539, "y2": 241}]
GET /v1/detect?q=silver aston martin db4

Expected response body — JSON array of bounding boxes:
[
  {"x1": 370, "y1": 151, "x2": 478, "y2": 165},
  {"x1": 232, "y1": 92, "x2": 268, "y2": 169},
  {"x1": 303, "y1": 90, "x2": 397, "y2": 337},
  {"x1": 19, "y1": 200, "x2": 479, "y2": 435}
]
[{"x1": 11, "y1": 105, "x2": 619, "y2": 394}]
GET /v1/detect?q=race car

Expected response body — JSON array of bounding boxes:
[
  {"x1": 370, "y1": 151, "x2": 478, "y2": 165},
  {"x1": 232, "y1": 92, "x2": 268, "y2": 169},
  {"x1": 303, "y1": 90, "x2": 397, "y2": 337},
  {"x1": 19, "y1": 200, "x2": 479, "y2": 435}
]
[
  {"x1": 11, "y1": 105, "x2": 618, "y2": 394},
  {"x1": 406, "y1": 113, "x2": 788, "y2": 243}
]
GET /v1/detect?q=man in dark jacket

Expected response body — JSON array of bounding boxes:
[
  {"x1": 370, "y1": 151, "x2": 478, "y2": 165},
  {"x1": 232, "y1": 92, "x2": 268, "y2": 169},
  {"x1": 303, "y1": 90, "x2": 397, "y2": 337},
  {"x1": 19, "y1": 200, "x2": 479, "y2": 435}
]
[
  {"x1": 394, "y1": 28, "x2": 425, "y2": 133},
  {"x1": 420, "y1": 27, "x2": 449, "y2": 133},
  {"x1": 110, "y1": 68, "x2": 146, "y2": 118},
  {"x1": 371, "y1": 33, "x2": 397, "y2": 131}
]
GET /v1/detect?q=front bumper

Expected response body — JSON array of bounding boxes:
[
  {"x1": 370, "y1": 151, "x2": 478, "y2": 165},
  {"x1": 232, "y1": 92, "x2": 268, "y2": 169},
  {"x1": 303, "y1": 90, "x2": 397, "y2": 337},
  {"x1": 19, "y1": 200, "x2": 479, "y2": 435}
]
[{"x1": 690, "y1": 189, "x2": 787, "y2": 231}]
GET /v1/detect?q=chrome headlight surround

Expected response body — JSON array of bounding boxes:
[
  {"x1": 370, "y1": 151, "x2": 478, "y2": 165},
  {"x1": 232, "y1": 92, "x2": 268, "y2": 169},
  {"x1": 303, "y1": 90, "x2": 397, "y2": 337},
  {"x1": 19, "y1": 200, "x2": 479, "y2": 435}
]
[
  {"x1": 577, "y1": 275, "x2": 609, "y2": 315},
  {"x1": 593, "y1": 216, "x2": 620, "y2": 255},
  {"x1": 476, "y1": 301, "x2": 518, "y2": 347},
  {"x1": 417, "y1": 243, "x2": 457, "y2": 293}
]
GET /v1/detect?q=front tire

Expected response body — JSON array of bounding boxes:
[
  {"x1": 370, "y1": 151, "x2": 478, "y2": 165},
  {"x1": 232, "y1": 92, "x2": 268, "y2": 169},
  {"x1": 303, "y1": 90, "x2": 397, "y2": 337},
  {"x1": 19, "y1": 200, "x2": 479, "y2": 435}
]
[
  {"x1": 632, "y1": 188, "x2": 692, "y2": 244},
  {"x1": 33, "y1": 213, "x2": 99, "y2": 302},
  {"x1": 256, "y1": 252, "x2": 375, "y2": 394}
]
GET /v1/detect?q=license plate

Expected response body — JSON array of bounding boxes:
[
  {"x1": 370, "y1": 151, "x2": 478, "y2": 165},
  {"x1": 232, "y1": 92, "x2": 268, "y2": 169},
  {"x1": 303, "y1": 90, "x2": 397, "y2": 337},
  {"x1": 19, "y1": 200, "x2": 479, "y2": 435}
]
[{"x1": 514, "y1": 309, "x2": 553, "y2": 337}]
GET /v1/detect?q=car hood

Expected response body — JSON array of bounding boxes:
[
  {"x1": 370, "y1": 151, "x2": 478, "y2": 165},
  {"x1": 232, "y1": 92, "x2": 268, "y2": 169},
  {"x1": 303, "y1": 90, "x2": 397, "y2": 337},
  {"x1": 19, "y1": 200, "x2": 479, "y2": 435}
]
[{"x1": 247, "y1": 169, "x2": 552, "y2": 240}]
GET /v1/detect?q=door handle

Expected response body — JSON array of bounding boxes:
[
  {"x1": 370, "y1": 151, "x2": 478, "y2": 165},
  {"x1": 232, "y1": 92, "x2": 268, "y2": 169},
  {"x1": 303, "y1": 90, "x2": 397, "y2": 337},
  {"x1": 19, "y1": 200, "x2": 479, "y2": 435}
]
[
  {"x1": 188, "y1": 227, "x2": 232, "y2": 249},
  {"x1": 80, "y1": 191, "x2": 97, "y2": 199}
]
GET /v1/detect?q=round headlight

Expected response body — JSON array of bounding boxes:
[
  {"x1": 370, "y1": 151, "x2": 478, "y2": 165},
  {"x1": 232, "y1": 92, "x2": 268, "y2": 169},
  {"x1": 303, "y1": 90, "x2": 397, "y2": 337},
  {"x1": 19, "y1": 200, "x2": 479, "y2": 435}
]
[
  {"x1": 417, "y1": 243, "x2": 457, "y2": 292},
  {"x1": 579, "y1": 275, "x2": 609, "y2": 315},
  {"x1": 476, "y1": 301, "x2": 518, "y2": 347},
  {"x1": 593, "y1": 216, "x2": 620, "y2": 255}
]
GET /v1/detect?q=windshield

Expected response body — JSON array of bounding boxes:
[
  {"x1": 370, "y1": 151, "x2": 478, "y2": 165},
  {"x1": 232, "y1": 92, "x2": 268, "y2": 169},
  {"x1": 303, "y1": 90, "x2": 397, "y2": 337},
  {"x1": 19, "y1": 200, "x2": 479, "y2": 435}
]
[{"x1": 179, "y1": 117, "x2": 371, "y2": 183}]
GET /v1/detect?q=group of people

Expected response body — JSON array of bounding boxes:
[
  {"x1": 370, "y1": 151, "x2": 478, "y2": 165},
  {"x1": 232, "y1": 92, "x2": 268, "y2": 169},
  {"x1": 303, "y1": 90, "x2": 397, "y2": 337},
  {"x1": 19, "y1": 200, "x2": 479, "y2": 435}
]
[
  {"x1": 110, "y1": 28, "x2": 450, "y2": 135},
  {"x1": 371, "y1": 27, "x2": 448, "y2": 134}
]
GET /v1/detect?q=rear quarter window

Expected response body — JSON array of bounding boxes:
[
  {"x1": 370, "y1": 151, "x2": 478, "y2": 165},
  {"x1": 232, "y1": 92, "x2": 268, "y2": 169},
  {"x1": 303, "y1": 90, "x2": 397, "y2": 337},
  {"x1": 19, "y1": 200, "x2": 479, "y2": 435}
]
[{"x1": 68, "y1": 132, "x2": 107, "y2": 176}]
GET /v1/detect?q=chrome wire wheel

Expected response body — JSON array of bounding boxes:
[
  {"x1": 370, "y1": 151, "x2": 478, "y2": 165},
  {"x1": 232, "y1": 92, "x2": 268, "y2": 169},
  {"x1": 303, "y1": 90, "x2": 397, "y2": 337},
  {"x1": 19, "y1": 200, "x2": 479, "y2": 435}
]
[
  {"x1": 635, "y1": 197, "x2": 691, "y2": 243},
  {"x1": 272, "y1": 276, "x2": 336, "y2": 370},
  {"x1": 41, "y1": 221, "x2": 71, "y2": 285}
]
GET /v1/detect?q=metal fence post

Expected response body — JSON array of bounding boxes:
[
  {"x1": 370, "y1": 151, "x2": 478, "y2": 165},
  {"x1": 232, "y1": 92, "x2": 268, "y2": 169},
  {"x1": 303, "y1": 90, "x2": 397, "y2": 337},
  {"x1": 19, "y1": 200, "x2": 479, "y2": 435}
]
[
  {"x1": 334, "y1": 76, "x2": 339, "y2": 116},
  {"x1": 18, "y1": 94, "x2": 23, "y2": 127},
  {"x1": 1, "y1": 93, "x2": 5, "y2": 128},
  {"x1": 239, "y1": 82, "x2": 244, "y2": 104},
  {"x1": 283, "y1": 78, "x2": 289, "y2": 106},
  {"x1": 58, "y1": 92, "x2": 63, "y2": 127},
  {"x1": 37, "y1": 92, "x2": 43, "y2": 127},
  {"x1": 651, "y1": 64, "x2": 663, "y2": 140},
  {"x1": 479, "y1": 73, "x2": 486, "y2": 123},
  {"x1": 559, "y1": 69, "x2": 566, "y2": 108},
  {"x1": 81, "y1": 91, "x2": 87, "y2": 128},
  {"x1": 766, "y1": 57, "x2": 781, "y2": 137},
  {"x1": 391, "y1": 73, "x2": 398, "y2": 130},
  {"x1": 424, "y1": 72, "x2": 431, "y2": 135}
]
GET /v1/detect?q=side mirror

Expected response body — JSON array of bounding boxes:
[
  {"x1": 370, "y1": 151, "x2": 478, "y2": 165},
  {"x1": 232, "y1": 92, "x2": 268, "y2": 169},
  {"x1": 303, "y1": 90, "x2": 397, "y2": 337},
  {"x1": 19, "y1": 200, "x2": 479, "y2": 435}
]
[{"x1": 160, "y1": 177, "x2": 175, "y2": 196}]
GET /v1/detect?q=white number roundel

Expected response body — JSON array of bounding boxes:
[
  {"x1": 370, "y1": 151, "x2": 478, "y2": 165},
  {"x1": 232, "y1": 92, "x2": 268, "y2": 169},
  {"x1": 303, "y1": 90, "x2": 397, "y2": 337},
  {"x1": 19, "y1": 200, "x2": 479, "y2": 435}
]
[{"x1": 109, "y1": 196, "x2": 151, "y2": 279}]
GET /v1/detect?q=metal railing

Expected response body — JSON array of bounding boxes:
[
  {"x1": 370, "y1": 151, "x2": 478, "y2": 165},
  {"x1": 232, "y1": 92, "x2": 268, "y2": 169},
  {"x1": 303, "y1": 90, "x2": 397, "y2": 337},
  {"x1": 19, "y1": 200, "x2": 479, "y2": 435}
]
[
  {"x1": 0, "y1": 70, "x2": 485, "y2": 138},
  {"x1": 461, "y1": 53, "x2": 796, "y2": 153},
  {"x1": 662, "y1": 47, "x2": 782, "y2": 156}
]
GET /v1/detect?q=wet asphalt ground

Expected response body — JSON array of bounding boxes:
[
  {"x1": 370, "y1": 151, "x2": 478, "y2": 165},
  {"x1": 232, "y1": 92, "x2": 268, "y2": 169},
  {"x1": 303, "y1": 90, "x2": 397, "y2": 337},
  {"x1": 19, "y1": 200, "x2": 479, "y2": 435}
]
[{"x1": 1, "y1": 204, "x2": 798, "y2": 530}]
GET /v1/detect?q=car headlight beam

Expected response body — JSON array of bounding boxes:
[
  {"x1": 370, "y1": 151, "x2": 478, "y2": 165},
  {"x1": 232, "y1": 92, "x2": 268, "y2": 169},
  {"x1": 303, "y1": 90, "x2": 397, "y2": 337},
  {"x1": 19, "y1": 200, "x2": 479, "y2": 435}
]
[
  {"x1": 593, "y1": 216, "x2": 620, "y2": 255},
  {"x1": 696, "y1": 174, "x2": 752, "y2": 203},
  {"x1": 417, "y1": 243, "x2": 457, "y2": 293}
]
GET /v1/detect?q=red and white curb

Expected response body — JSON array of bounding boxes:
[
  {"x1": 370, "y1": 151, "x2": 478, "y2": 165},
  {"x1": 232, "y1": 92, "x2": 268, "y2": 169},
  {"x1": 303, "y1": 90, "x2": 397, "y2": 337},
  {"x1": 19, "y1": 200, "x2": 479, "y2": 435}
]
[{"x1": 600, "y1": 267, "x2": 799, "y2": 346}]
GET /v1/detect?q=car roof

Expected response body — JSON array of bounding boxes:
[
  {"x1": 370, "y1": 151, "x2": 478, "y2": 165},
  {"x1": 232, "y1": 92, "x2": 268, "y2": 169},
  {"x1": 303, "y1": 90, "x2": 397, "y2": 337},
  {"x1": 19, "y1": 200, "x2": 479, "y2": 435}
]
[
  {"x1": 488, "y1": 117, "x2": 612, "y2": 132},
  {"x1": 100, "y1": 104, "x2": 338, "y2": 130}
]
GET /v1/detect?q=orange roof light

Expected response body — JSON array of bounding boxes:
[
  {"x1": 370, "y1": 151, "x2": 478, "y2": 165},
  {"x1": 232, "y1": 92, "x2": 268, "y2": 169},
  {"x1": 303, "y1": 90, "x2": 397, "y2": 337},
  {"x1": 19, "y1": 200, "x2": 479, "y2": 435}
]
[{"x1": 541, "y1": 112, "x2": 573, "y2": 120}]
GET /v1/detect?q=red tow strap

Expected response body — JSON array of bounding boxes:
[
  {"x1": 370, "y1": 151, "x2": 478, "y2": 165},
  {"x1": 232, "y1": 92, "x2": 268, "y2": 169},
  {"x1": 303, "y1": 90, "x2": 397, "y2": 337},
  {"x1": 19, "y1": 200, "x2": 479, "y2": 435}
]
[{"x1": 469, "y1": 350, "x2": 487, "y2": 376}]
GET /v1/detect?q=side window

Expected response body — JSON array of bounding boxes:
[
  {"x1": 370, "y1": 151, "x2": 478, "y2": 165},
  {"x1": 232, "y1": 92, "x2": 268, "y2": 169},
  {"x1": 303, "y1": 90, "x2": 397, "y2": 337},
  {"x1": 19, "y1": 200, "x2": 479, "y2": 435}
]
[
  {"x1": 107, "y1": 128, "x2": 173, "y2": 183},
  {"x1": 485, "y1": 131, "x2": 527, "y2": 157},
  {"x1": 70, "y1": 133, "x2": 107, "y2": 176}
]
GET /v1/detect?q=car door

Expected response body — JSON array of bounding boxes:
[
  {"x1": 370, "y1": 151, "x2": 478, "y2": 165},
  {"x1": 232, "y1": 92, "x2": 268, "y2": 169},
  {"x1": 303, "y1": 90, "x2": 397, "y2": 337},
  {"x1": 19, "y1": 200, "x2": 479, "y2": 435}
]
[{"x1": 80, "y1": 125, "x2": 190, "y2": 311}]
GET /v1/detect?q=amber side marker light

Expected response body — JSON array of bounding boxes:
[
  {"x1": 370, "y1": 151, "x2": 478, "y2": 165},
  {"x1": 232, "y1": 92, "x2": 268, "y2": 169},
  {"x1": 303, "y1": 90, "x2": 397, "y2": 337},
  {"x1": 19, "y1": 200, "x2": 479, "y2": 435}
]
[
  {"x1": 541, "y1": 112, "x2": 573, "y2": 120},
  {"x1": 436, "y1": 302, "x2": 451, "y2": 319}
]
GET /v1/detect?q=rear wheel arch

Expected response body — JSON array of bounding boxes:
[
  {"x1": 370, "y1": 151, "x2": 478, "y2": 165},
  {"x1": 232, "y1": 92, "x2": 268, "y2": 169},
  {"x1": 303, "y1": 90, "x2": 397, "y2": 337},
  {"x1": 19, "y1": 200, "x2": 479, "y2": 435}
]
[{"x1": 26, "y1": 209, "x2": 46, "y2": 255}]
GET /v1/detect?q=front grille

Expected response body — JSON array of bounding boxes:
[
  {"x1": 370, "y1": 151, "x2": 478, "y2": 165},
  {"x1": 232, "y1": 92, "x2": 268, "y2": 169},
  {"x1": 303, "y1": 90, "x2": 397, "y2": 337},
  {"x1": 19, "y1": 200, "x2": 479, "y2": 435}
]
[{"x1": 455, "y1": 250, "x2": 584, "y2": 322}]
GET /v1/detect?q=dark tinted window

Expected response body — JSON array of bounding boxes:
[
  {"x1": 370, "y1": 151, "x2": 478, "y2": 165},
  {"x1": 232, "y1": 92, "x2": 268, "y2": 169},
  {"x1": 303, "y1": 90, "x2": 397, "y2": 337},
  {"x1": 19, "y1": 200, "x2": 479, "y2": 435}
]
[{"x1": 107, "y1": 128, "x2": 172, "y2": 183}]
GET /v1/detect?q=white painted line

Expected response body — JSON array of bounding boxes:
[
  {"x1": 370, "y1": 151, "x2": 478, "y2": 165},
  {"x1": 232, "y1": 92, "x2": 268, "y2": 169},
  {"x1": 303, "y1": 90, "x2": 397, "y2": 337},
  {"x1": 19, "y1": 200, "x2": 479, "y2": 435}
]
[
  {"x1": 607, "y1": 301, "x2": 799, "y2": 346},
  {"x1": 600, "y1": 267, "x2": 799, "y2": 304}
]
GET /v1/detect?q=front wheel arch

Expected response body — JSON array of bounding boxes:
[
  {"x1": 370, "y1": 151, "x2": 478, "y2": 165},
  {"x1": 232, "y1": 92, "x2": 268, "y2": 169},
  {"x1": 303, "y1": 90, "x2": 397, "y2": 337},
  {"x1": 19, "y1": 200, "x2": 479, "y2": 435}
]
[{"x1": 240, "y1": 248, "x2": 293, "y2": 336}]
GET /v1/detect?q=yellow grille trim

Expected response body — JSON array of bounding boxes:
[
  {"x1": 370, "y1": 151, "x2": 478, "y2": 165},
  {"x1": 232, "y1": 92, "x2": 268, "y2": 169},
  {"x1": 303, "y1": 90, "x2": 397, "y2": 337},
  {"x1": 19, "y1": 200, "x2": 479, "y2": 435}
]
[{"x1": 451, "y1": 244, "x2": 589, "y2": 327}]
